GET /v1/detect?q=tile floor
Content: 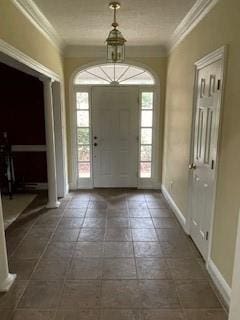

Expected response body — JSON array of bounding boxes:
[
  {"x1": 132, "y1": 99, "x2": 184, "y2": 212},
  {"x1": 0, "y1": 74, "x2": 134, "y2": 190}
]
[{"x1": 1, "y1": 189, "x2": 228, "y2": 319}]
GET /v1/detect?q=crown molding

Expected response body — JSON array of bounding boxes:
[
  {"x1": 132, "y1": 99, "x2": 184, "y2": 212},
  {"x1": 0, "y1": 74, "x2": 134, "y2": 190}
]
[
  {"x1": 12, "y1": 0, "x2": 65, "y2": 52},
  {"x1": 168, "y1": 0, "x2": 220, "y2": 53},
  {"x1": 64, "y1": 45, "x2": 167, "y2": 58},
  {"x1": 0, "y1": 39, "x2": 61, "y2": 81}
]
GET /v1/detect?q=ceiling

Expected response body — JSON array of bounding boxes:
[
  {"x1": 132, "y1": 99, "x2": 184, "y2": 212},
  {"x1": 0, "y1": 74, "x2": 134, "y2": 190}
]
[{"x1": 33, "y1": 0, "x2": 197, "y2": 47}]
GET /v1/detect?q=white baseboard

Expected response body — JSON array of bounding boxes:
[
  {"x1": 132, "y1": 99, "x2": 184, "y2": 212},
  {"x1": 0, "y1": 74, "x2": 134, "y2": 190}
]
[
  {"x1": 161, "y1": 184, "x2": 188, "y2": 234},
  {"x1": 207, "y1": 258, "x2": 231, "y2": 308}
]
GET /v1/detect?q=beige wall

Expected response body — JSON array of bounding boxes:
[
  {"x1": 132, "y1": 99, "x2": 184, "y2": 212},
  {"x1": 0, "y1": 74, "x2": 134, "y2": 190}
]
[
  {"x1": 163, "y1": 0, "x2": 240, "y2": 286},
  {"x1": 64, "y1": 57, "x2": 167, "y2": 185},
  {"x1": 0, "y1": 0, "x2": 63, "y2": 76}
]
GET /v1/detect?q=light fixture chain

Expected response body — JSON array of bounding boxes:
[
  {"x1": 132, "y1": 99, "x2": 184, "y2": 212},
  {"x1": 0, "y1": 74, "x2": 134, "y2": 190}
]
[{"x1": 113, "y1": 6, "x2": 117, "y2": 26}]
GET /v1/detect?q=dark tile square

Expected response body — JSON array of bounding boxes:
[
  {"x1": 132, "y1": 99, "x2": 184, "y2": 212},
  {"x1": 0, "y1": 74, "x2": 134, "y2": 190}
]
[
  {"x1": 104, "y1": 242, "x2": 134, "y2": 257},
  {"x1": 136, "y1": 258, "x2": 171, "y2": 279},
  {"x1": 176, "y1": 280, "x2": 222, "y2": 308},
  {"x1": 18, "y1": 280, "x2": 63, "y2": 308},
  {"x1": 134, "y1": 242, "x2": 163, "y2": 257},
  {"x1": 102, "y1": 280, "x2": 141, "y2": 308},
  {"x1": 74, "y1": 242, "x2": 104, "y2": 257},
  {"x1": 60, "y1": 280, "x2": 101, "y2": 309},
  {"x1": 139, "y1": 280, "x2": 180, "y2": 308},
  {"x1": 103, "y1": 258, "x2": 137, "y2": 279},
  {"x1": 67, "y1": 258, "x2": 102, "y2": 279},
  {"x1": 132, "y1": 229, "x2": 158, "y2": 241},
  {"x1": 78, "y1": 228, "x2": 105, "y2": 241}
]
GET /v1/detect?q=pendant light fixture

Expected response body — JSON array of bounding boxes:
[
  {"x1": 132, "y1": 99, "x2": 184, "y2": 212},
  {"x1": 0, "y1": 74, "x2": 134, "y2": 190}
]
[{"x1": 106, "y1": 2, "x2": 126, "y2": 63}]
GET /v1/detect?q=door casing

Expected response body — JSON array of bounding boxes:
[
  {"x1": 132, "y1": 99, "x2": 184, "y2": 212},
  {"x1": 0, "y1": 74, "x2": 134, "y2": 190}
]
[
  {"x1": 187, "y1": 46, "x2": 227, "y2": 263},
  {"x1": 69, "y1": 60, "x2": 161, "y2": 190}
]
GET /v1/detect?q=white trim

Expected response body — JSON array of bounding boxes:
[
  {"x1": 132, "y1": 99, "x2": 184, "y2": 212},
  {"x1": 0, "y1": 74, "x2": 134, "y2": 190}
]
[
  {"x1": 12, "y1": 0, "x2": 64, "y2": 51},
  {"x1": 52, "y1": 82, "x2": 69, "y2": 198},
  {"x1": 46, "y1": 200, "x2": 60, "y2": 209},
  {"x1": 11, "y1": 145, "x2": 46, "y2": 152},
  {"x1": 168, "y1": 0, "x2": 220, "y2": 52},
  {"x1": 207, "y1": 258, "x2": 231, "y2": 307},
  {"x1": 0, "y1": 39, "x2": 61, "y2": 81},
  {"x1": 161, "y1": 184, "x2": 189, "y2": 234},
  {"x1": 64, "y1": 45, "x2": 167, "y2": 58},
  {"x1": 0, "y1": 273, "x2": 16, "y2": 292},
  {"x1": 187, "y1": 46, "x2": 227, "y2": 262},
  {"x1": 69, "y1": 60, "x2": 161, "y2": 190},
  {"x1": 195, "y1": 46, "x2": 226, "y2": 68}
]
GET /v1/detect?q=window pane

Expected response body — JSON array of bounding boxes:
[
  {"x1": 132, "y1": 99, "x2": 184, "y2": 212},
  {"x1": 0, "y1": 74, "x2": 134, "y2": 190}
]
[
  {"x1": 78, "y1": 162, "x2": 90, "y2": 178},
  {"x1": 76, "y1": 92, "x2": 89, "y2": 109},
  {"x1": 74, "y1": 64, "x2": 154, "y2": 85},
  {"x1": 78, "y1": 145, "x2": 90, "y2": 161},
  {"x1": 142, "y1": 92, "x2": 153, "y2": 109},
  {"x1": 141, "y1": 128, "x2": 152, "y2": 144},
  {"x1": 77, "y1": 128, "x2": 89, "y2": 144},
  {"x1": 140, "y1": 162, "x2": 152, "y2": 178},
  {"x1": 77, "y1": 111, "x2": 89, "y2": 127},
  {"x1": 75, "y1": 71, "x2": 109, "y2": 85},
  {"x1": 141, "y1": 110, "x2": 153, "y2": 127},
  {"x1": 141, "y1": 145, "x2": 152, "y2": 161}
]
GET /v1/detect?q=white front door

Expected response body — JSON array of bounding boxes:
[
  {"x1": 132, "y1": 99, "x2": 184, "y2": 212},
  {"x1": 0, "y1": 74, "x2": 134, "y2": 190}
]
[
  {"x1": 190, "y1": 57, "x2": 224, "y2": 259},
  {"x1": 92, "y1": 86, "x2": 139, "y2": 188}
]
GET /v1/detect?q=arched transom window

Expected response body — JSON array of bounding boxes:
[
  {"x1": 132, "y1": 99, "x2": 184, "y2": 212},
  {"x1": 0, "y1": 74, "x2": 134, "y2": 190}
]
[{"x1": 74, "y1": 63, "x2": 155, "y2": 85}]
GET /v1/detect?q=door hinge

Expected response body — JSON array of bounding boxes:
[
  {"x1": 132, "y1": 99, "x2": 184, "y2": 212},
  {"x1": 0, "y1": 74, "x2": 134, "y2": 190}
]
[
  {"x1": 206, "y1": 231, "x2": 209, "y2": 241},
  {"x1": 211, "y1": 160, "x2": 215, "y2": 170},
  {"x1": 217, "y1": 79, "x2": 221, "y2": 90}
]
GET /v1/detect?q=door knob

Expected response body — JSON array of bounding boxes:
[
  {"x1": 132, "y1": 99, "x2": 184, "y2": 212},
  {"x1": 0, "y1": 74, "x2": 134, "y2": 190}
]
[
  {"x1": 94, "y1": 136, "x2": 98, "y2": 140},
  {"x1": 189, "y1": 163, "x2": 197, "y2": 170},
  {"x1": 94, "y1": 143, "x2": 98, "y2": 147}
]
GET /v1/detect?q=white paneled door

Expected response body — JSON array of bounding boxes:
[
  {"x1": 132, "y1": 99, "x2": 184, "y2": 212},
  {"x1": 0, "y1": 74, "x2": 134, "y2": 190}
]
[
  {"x1": 92, "y1": 87, "x2": 139, "y2": 188},
  {"x1": 190, "y1": 55, "x2": 224, "y2": 260}
]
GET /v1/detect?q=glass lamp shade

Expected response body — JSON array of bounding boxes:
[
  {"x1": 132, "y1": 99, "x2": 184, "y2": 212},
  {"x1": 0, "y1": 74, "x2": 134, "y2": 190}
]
[{"x1": 106, "y1": 28, "x2": 126, "y2": 63}]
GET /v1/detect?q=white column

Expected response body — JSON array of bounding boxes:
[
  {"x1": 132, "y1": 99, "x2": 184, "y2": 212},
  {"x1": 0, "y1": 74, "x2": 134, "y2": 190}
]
[
  {"x1": 229, "y1": 211, "x2": 240, "y2": 320},
  {"x1": 0, "y1": 194, "x2": 16, "y2": 292},
  {"x1": 42, "y1": 78, "x2": 60, "y2": 208}
]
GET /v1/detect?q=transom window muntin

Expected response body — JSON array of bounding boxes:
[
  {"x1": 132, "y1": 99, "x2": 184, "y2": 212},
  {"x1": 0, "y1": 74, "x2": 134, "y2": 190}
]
[{"x1": 74, "y1": 63, "x2": 155, "y2": 85}]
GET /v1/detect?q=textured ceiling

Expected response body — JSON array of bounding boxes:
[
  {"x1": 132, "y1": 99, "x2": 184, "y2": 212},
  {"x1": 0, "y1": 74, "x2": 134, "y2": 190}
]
[{"x1": 33, "y1": 0, "x2": 197, "y2": 46}]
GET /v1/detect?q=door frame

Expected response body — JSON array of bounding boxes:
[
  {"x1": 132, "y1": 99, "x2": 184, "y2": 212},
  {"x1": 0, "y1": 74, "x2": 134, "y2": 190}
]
[
  {"x1": 187, "y1": 46, "x2": 227, "y2": 263},
  {"x1": 69, "y1": 60, "x2": 161, "y2": 190}
]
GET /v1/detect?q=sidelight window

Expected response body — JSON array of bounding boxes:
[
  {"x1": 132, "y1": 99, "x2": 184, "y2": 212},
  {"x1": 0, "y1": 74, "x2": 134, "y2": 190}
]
[
  {"x1": 140, "y1": 92, "x2": 154, "y2": 178},
  {"x1": 76, "y1": 92, "x2": 91, "y2": 178}
]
